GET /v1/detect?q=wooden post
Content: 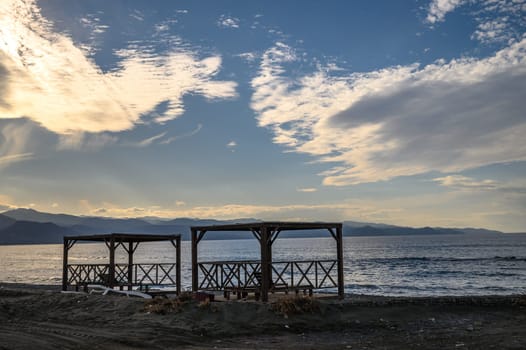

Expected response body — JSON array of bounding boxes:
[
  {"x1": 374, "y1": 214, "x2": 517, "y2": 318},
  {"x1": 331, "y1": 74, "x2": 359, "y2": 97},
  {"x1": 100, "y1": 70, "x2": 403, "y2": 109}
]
[
  {"x1": 191, "y1": 228, "x2": 198, "y2": 292},
  {"x1": 260, "y1": 226, "x2": 270, "y2": 302},
  {"x1": 127, "y1": 241, "x2": 133, "y2": 290},
  {"x1": 268, "y1": 230, "x2": 274, "y2": 288},
  {"x1": 62, "y1": 237, "x2": 69, "y2": 291},
  {"x1": 108, "y1": 237, "x2": 115, "y2": 288},
  {"x1": 336, "y1": 225, "x2": 344, "y2": 299},
  {"x1": 176, "y1": 235, "x2": 181, "y2": 295}
]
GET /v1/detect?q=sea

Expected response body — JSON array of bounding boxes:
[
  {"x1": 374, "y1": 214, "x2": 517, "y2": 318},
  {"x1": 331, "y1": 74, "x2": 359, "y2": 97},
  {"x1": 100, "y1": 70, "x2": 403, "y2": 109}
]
[{"x1": 1, "y1": 233, "x2": 525, "y2": 296}]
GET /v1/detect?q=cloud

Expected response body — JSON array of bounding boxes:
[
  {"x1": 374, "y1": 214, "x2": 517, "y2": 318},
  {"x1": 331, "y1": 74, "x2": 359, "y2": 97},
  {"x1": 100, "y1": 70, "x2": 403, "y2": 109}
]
[
  {"x1": 434, "y1": 175, "x2": 526, "y2": 193},
  {"x1": 133, "y1": 132, "x2": 167, "y2": 148},
  {"x1": 471, "y1": 0, "x2": 526, "y2": 44},
  {"x1": 129, "y1": 10, "x2": 144, "y2": 22},
  {"x1": 76, "y1": 200, "x2": 388, "y2": 223},
  {"x1": 0, "y1": 152, "x2": 33, "y2": 165},
  {"x1": 425, "y1": 0, "x2": 465, "y2": 24},
  {"x1": 159, "y1": 123, "x2": 203, "y2": 144},
  {"x1": 250, "y1": 40, "x2": 526, "y2": 186},
  {"x1": 0, "y1": 0, "x2": 237, "y2": 136},
  {"x1": 226, "y1": 141, "x2": 237, "y2": 148},
  {"x1": 0, "y1": 119, "x2": 35, "y2": 168},
  {"x1": 297, "y1": 188, "x2": 317, "y2": 193},
  {"x1": 425, "y1": 0, "x2": 525, "y2": 44},
  {"x1": 236, "y1": 52, "x2": 258, "y2": 62},
  {"x1": 217, "y1": 15, "x2": 240, "y2": 29},
  {"x1": 57, "y1": 132, "x2": 118, "y2": 151}
]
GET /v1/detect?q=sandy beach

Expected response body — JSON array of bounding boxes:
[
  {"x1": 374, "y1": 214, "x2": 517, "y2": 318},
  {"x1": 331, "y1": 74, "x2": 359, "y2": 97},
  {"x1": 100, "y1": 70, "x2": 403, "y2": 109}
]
[{"x1": 0, "y1": 283, "x2": 524, "y2": 349}]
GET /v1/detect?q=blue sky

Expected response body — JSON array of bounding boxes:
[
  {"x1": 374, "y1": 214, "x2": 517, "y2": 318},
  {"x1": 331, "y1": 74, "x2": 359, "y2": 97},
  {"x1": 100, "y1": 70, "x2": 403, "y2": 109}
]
[{"x1": 0, "y1": 0, "x2": 525, "y2": 231}]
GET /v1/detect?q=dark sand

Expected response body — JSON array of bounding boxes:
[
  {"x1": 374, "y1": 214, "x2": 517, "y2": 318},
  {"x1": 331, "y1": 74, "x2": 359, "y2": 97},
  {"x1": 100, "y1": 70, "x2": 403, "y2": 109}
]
[{"x1": 0, "y1": 283, "x2": 525, "y2": 349}]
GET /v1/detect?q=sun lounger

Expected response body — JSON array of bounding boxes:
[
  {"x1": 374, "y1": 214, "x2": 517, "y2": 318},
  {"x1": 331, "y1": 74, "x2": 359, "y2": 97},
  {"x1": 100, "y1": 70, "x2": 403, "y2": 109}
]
[{"x1": 87, "y1": 284, "x2": 152, "y2": 299}]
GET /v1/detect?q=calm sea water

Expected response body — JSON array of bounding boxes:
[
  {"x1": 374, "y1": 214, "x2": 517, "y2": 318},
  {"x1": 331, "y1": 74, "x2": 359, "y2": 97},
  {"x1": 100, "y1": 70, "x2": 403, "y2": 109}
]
[{"x1": 1, "y1": 234, "x2": 525, "y2": 296}]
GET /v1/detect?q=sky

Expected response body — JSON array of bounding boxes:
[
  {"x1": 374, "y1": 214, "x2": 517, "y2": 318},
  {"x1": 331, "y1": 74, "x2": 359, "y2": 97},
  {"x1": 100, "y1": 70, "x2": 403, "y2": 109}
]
[{"x1": 0, "y1": 0, "x2": 525, "y2": 232}]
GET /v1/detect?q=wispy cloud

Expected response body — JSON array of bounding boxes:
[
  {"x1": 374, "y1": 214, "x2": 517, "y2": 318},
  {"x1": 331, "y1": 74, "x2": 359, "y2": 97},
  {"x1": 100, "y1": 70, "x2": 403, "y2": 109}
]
[
  {"x1": 0, "y1": 152, "x2": 33, "y2": 165},
  {"x1": 217, "y1": 15, "x2": 240, "y2": 29},
  {"x1": 129, "y1": 9, "x2": 144, "y2": 21},
  {"x1": 75, "y1": 200, "x2": 393, "y2": 223},
  {"x1": 159, "y1": 123, "x2": 203, "y2": 144},
  {"x1": 134, "y1": 132, "x2": 167, "y2": 148},
  {"x1": 434, "y1": 175, "x2": 526, "y2": 193},
  {"x1": 297, "y1": 188, "x2": 317, "y2": 193},
  {"x1": 236, "y1": 52, "x2": 258, "y2": 62},
  {"x1": 0, "y1": 119, "x2": 35, "y2": 168},
  {"x1": 0, "y1": 0, "x2": 237, "y2": 137},
  {"x1": 57, "y1": 132, "x2": 118, "y2": 151},
  {"x1": 250, "y1": 40, "x2": 526, "y2": 186}
]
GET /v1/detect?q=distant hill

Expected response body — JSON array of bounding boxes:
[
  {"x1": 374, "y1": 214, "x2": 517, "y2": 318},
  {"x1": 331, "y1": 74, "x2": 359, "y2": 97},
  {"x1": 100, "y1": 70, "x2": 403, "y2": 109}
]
[
  {"x1": 0, "y1": 214, "x2": 16, "y2": 230},
  {"x1": 0, "y1": 208, "x2": 505, "y2": 245},
  {"x1": 2, "y1": 208, "x2": 83, "y2": 227},
  {"x1": 0, "y1": 221, "x2": 76, "y2": 245},
  {"x1": 344, "y1": 225, "x2": 464, "y2": 236}
]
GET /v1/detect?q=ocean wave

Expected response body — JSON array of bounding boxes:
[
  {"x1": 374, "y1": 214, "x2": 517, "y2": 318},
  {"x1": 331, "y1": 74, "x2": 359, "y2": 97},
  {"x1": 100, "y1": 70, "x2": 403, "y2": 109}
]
[{"x1": 355, "y1": 256, "x2": 526, "y2": 264}]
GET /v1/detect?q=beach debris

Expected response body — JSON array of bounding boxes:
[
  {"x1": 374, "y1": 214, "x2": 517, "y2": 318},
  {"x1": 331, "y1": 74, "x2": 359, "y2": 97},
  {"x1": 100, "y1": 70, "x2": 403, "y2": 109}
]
[
  {"x1": 143, "y1": 295, "x2": 189, "y2": 314},
  {"x1": 270, "y1": 295, "x2": 321, "y2": 317}
]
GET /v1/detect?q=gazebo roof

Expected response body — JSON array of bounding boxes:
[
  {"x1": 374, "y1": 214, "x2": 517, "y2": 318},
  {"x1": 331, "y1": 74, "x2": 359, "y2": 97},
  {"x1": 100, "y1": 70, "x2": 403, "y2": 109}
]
[
  {"x1": 64, "y1": 233, "x2": 181, "y2": 243},
  {"x1": 191, "y1": 221, "x2": 342, "y2": 232}
]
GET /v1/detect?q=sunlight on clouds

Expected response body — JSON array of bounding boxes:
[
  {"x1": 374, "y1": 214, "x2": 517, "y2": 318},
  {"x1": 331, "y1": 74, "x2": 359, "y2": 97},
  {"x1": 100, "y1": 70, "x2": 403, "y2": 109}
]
[
  {"x1": 434, "y1": 175, "x2": 526, "y2": 193},
  {"x1": 251, "y1": 40, "x2": 526, "y2": 185},
  {"x1": 77, "y1": 200, "x2": 388, "y2": 223},
  {"x1": 0, "y1": 0, "x2": 237, "y2": 135},
  {"x1": 297, "y1": 188, "x2": 317, "y2": 193},
  {"x1": 57, "y1": 132, "x2": 118, "y2": 151}
]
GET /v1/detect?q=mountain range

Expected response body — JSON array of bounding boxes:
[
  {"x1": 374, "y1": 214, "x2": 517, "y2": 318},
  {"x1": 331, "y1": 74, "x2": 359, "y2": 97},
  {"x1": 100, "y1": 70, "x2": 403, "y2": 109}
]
[{"x1": 0, "y1": 208, "x2": 504, "y2": 245}]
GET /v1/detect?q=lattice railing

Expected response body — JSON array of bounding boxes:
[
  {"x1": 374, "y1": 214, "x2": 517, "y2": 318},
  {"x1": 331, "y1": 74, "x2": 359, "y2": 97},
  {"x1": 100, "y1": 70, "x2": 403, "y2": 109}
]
[
  {"x1": 271, "y1": 260, "x2": 338, "y2": 289},
  {"x1": 197, "y1": 259, "x2": 337, "y2": 291},
  {"x1": 198, "y1": 260, "x2": 261, "y2": 290},
  {"x1": 67, "y1": 263, "x2": 178, "y2": 287}
]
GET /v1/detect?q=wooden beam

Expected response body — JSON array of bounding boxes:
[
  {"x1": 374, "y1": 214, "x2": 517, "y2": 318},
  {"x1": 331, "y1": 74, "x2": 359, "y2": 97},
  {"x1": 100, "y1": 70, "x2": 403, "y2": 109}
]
[
  {"x1": 191, "y1": 228, "x2": 198, "y2": 292},
  {"x1": 127, "y1": 241, "x2": 133, "y2": 290},
  {"x1": 250, "y1": 229, "x2": 261, "y2": 242},
  {"x1": 270, "y1": 229, "x2": 282, "y2": 245},
  {"x1": 336, "y1": 225, "x2": 344, "y2": 299},
  {"x1": 176, "y1": 236, "x2": 181, "y2": 295},
  {"x1": 197, "y1": 230, "x2": 207, "y2": 244},
  {"x1": 327, "y1": 228, "x2": 337, "y2": 240},
  {"x1": 108, "y1": 237, "x2": 116, "y2": 288},
  {"x1": 260, "y1": 226, "x2": 270, "y2": 302},
  {"x1": 62, "y1": 237, "x2": 69, "y2": 291}
]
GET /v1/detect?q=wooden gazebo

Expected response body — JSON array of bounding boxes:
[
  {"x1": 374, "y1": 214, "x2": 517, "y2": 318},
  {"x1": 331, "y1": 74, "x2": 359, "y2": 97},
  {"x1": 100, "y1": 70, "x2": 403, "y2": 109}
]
[
  {"x1": 62, "y1": 233, "x2": 181, "y2": 294},
  {"x1": 191, "y1": 222, "x2": 344, "y2": 302}
]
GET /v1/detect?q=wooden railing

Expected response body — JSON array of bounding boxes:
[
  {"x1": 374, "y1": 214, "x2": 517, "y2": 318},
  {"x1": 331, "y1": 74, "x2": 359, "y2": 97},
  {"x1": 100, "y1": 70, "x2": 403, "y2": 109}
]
[
  {"x1": 66, "y1": 263, "x2": 178, "y2": 289},
  {"x1": 197, "y1": 259, "x2": 338, "y2": 291}
]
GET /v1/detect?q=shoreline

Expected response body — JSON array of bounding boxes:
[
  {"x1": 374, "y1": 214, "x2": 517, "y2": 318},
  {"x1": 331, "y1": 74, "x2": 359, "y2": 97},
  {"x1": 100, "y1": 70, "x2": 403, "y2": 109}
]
[{"x1": 1, "y1": 283, "x2": 525, "y2": 349}]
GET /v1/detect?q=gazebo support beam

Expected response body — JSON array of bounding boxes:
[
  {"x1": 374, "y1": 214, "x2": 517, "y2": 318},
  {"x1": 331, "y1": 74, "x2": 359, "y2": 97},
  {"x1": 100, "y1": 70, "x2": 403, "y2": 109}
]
[
  {"x1": 191, "y1": 228, "x2": 198, "y2": 293},
  {"x1": 336, "y1": 225, "x2": 344, "y2": 299},
  {"x1": 260, "y1": 226, "x2": 270, "y2": 302},
  {"x1": 108, "y1": 237, "x2": 116, "y2": 288}
]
